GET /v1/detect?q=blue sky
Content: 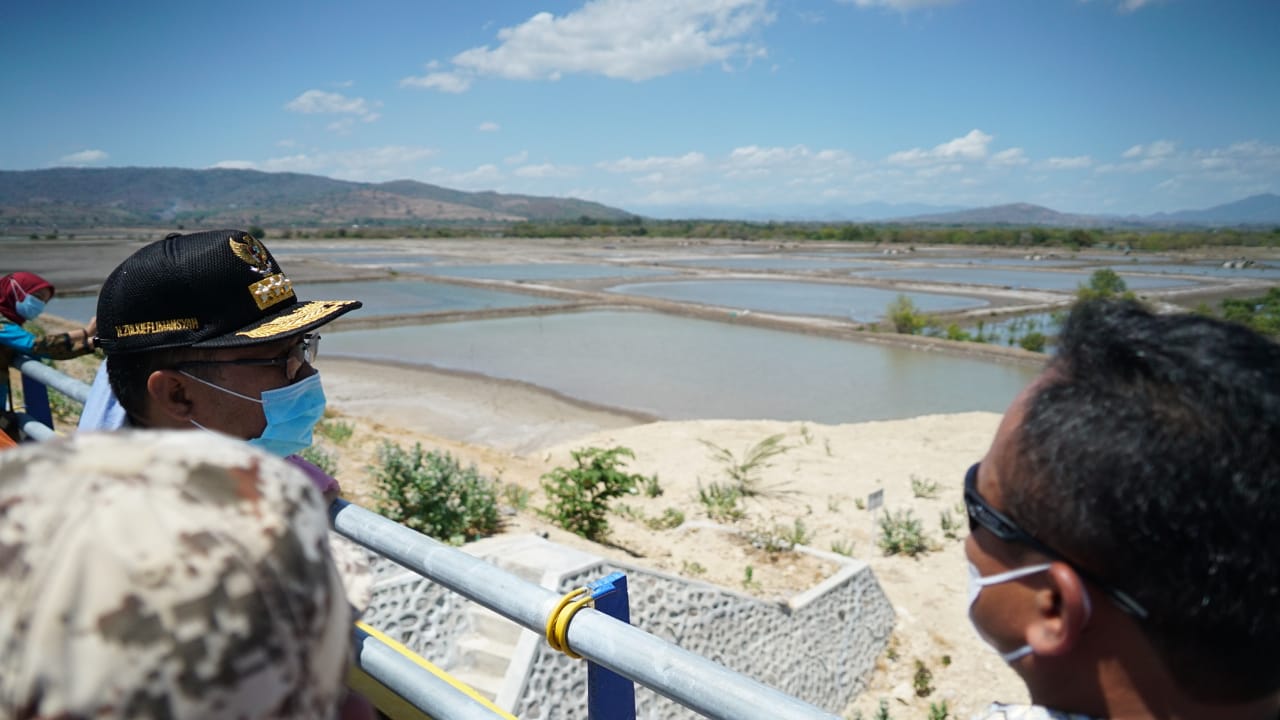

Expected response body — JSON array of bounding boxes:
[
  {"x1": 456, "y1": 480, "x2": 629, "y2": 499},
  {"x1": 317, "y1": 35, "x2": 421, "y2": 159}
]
[{"x1": 2, "y1": 0, "x2": 1277, "y2": 218}]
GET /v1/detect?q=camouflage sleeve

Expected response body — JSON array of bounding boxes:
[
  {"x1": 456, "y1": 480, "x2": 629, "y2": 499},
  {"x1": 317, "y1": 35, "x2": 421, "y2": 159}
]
[{"x1": 28, "y1": 327, "x2": 94, "y2": 359}]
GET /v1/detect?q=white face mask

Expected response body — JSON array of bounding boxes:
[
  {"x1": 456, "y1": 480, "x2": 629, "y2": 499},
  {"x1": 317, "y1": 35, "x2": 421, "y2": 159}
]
[{"x1": 967, "y1": 562, "x2": 1053, "y2": 663}]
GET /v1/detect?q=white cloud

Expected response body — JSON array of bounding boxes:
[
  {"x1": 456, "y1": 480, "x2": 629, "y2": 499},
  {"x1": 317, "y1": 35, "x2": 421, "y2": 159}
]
[
  {"x1": 725, "y1": 145, "x2": 853, "y2": 177},
  {"x1": 599, "y1": 152, "x2": 708, "y2": 173},
  {"x1": 276, "y1": 139, "x2": 298, "y2": 148},
  {"x1": 477, "y1": 121, "x2": 501, "y2": 132},
  {"x1": 211, "y1": 160, "x2": 256, "y2": 170},
  {"x1": 401, "y1": 71, "x2": 472, "y2": 93},
  {"x1": 1100, "y1": 140, "x2": 1178, "y2": 173},
  {"x1": 401, "y1": 0, "x2": 774, "y2": 93},
  {"x1": 1082, "y1": 0, "x2": 1161, "y2": 13},
  {"x1": 444, "y1": 164, "x2": 504, "y2": 189},
  {"x1": 504, "y1": 150, "x2": 529, "y2": 165},
  {"x1": 59, "y1": 149, "x2": 108, "y2": 165},
  {"x1": 285, "y1": 90, "x2": 377, "y2": 118},
  {"x1": 888, "y1": 129, "x2": 993, "y2": 165},
  {"x1": 1044, "y1": 155, "x2": 1093, "y2": 169},
  {"x1": 260, "y1": 146, "x2": 437, "y2": 182},
  {"x1": 990, "y1": 147, "x2": 1028, "y2": 167},
  {"x1": 839, "y1": 0, "x2": 957, "y2": 9},
  {"x1": 514, "y1": 163, "x2": 578, "y2": 178}
]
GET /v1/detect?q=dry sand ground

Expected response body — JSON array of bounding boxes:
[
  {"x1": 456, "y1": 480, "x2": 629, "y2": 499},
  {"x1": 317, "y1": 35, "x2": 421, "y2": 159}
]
[{"x1": 312, "y1": 356, "x2": 1030, "y2": 719}]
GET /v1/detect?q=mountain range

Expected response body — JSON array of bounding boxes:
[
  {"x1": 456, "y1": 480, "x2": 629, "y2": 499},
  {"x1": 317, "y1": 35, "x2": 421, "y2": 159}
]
[
  {"x1": 0, "y1": 167, "x2": 634, "y2": 229},
  {"x1": 0, "y1": 167, "x2": 1276, "y2": 229}
]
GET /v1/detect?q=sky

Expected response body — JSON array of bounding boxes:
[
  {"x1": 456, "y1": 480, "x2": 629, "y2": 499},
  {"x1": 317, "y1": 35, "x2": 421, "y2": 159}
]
[{"x1": 2, "y1": 0, "x2": 1278, "y2": 218}]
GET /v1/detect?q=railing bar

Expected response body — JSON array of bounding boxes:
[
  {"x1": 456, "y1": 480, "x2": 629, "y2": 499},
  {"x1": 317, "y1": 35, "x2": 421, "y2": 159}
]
[
  {"x1": 353, "y1": 626, "x2": 508, "y2": 720},
  {"x1": 14, "y1": 355, "x2": 91, "y2": 404},
  {"x1": 331, "y1": 500, "x2": 840, "y2": 720},
  {"x1": 14, "y1": 413, "x2": 58, "y2": 441}
]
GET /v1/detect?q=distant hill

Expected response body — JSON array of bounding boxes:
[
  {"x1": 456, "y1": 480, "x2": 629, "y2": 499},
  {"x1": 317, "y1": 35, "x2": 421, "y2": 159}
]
[
  {"x1": 1148, "y1": 193, "x2": 1280, "y2": 225},
  {"x1": 899, "y1": 203, "x2": 1122, "y2": 228},
  {"x1": 0, "y1": 167, "x2": 635, "y2": 229}
]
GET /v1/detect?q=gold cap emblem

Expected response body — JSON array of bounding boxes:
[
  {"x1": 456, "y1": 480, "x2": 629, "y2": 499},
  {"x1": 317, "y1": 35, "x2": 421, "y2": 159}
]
[{"x1": 229, "y1": 233, "x2": 274, "y2": 276}]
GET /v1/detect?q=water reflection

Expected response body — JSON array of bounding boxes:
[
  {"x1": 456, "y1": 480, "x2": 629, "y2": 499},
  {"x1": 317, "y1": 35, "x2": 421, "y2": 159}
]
[
  {"x1": 663, "y1": 257, "x2": 880, "y2": 271},
  {"x1": 413, "y1": 263, "x2": 673, "y2": 281},
  {"x1": 323, "y1": 310, "x2": 1040, "y2": 423},
  {"x1": 856, "y1": 267, "x2": 1198, "y2": 291},
  {"x1": 607, "y1": 279, "x2": 986, "y2": 320},
  {"x1": 297, "y1": 280, "x2": 559, "y2": 317}
]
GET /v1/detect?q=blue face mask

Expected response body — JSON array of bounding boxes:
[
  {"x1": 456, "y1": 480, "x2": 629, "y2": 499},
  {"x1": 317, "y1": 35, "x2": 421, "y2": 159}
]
[
  {"x1": 16, "y1": 294, "x2": 45, "y2": 320},
  {"x1": 182, "y1": 371, "x2": 327, "y2": 458}
]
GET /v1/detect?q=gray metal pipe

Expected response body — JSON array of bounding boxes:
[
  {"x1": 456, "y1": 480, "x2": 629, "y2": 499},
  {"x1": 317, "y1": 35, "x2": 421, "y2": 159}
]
[
  {"x1": 14, "y1": 413, "x2": 57, "y2": 441},
  {"x1": 14, "y1": 356, "x2": 91, "y2": 404},
  {"x1": 353, "y1": 625, "x2": 508, "y2": 720},
  {"x1": 330, "y1": 500, "x2": 840, "y2": 720}
]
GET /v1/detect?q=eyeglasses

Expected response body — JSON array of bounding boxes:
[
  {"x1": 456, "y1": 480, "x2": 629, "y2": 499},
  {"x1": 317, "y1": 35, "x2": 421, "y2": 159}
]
[
  {"x1": 964, "y1": 462, "x2": 1148, "y2": 619},
  {"x1": 173, "y1": 334, "x2": 320, "y2": 383}
]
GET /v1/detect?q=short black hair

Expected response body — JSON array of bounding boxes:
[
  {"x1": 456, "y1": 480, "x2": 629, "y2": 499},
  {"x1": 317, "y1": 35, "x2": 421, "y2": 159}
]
[
  {"x1": 106, "y1": 346, "x2": 223, "y2": 426},
  {"x1": 1004, "y1": 299, "x2": 1280, "y2": 701}
]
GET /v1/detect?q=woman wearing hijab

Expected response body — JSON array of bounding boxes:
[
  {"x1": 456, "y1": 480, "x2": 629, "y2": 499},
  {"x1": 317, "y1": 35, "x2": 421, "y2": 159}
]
[{"x1": 0, "y1": 271, "x2": 97, "y2": 412}]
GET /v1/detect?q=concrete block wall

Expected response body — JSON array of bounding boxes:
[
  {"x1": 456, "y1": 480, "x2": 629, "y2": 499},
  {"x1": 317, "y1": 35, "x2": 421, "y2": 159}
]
[{"x1": 363, "y1": 535, "x2": 895, "y2": 718}]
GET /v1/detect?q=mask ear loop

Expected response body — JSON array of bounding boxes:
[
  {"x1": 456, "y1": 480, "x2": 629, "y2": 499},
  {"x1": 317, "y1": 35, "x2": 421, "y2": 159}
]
[{"x1": 180, "y1": 371, "x2": 263, "y2": 404}]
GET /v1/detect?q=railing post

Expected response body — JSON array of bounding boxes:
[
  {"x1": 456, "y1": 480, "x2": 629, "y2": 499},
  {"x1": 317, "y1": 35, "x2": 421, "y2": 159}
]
[
  {"x1": 587, "y1": 572, "x2": 636, "y2": 720},
  {"x1": 20, "y1": 373, "x2": 53, "y2": 429}
]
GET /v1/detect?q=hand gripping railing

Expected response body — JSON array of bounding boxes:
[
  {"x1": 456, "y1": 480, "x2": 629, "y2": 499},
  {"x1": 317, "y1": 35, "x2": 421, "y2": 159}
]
[{"x1": 330, "y1": 499, "x2": 842, "y2": 720}]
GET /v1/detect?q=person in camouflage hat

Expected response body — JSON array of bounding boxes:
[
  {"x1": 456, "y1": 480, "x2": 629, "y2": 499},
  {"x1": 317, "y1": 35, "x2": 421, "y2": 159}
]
[{"x1": 0, "y1": 431, "x2": 352, "y2": 719}]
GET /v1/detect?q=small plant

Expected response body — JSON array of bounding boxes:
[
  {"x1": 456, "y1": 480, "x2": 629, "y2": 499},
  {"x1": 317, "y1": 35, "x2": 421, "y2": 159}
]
[
  {"x1": 910, "y1": 474, "x2": 940, "y2": 499},
  {"x1": 854, "y1": 497, "x2": 867, "y2": 510},
  {"x1": 877, "y1": 510, "x2": 933, "y2": 557},
  {"x1": 644, "y1": 507, "x2": 685, "y2": 530},
  {"x1": 316, "y1": 418, "x2": 354, "y2": 444},
  {"x1": 372, "y1": 442, "x2": 501, "y2": 545},
  {"x1": 746, "y1": 518, "x2": 810, "y2": 553},
  {"x1": 539, "y1": 446, "x2": 645, "y2": 541},
  {"x1": 874, "y1": 699, "x2": 892, "y2": 720},
  {"x1": 614, "y1": 502, "x2": 644, "y2": 521},
  {"x1": 830, "y1": 538, "x2": 855, "y2": 556},
  {"x1": 641, "y1": 473, "x2": 664, "y2": 498},
  {"x1": 742, "y1": 565, "x2": 760, "y2": 590},
  {"x1": 701, "y1": 433, "x2": 792, "y2": 497},
  {"x1": 928, "y1": 700, "x2": 950, "y2": 720},
  {"x1": 1019, "y1": 331, "x2": 1047, "y2": 353},
  {"x1": 681, "y1": 560, "x2": 706, "y2": 576},
  {"x1": 884, "y1": 635, "x2": 900, "y2": 662},
  {"x1": 827, "y1": 495, "x2": 841, "y2": 512},
  {"x1": 939, "y1": 508, "x2": 963, "y2": 540},
  {"x1": 298, "y1": 445, "x2": 338, "y2": 478},
  {"x1": 697, "y1": 481, "x2": 745, "y2": 522},
  {"x1": 500, "y1": 482, "x2": 531, "y2": 511},
  {"x1": 799, "y1": 424, "x2": 813, "y2": 445},
  {"x1": 913, "y1": 659, "x2": 934, "y2": 697}
]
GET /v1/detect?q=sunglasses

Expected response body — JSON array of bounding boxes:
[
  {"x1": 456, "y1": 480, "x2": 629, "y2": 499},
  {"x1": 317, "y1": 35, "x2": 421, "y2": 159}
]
[
  {"x1": 173, "y1": 333, "x2": 320, "y2": 383},
  {"x1": 964, "y1": 462, "x2": 1148, "y2": 619}
]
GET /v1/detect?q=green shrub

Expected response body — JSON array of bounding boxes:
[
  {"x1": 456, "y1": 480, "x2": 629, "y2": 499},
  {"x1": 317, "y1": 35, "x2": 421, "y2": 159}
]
[
  {"x1": 910, "y1": 474, "x2": 940, "y2": 499},
  {"x1": 644, "y1": 507, "x2": 686, "y2": 530},
  {"x1": 500, "y1": 483, "x2": 531, "y2": 511},
  {"x1": 539, "y1": 446, "x2": 645, "y2": 541},
  {"x1": 913, "y1": 659, "x2": 935, "y2": 697},
  {"x1": 641, "y1": 473, "x2": 664, "y2": 498},
  {"x1": 298, "y1": 446, "x2": 338, "y2": 478},
  {"x1": 928, "y1": 700, "x2": 951, "y2": 720},
  {"x1": 1018, "y1": 331, "x2": 1047, "y2": 352},
  {"x1": 316, "y1": 418, "x2": 354, "y2": 444},
  {"x1": 830, "y1": 538, "x2": 855, "y2": 556},
  {"x1": 697, "y1": 481, "x2": 745, "y2": 522},
  {"x1": 877, "y1": 510, "x2": 933, "y2": 557},
  {"x1": 372, "y1": 442, "x2": 500, "y2": 545},
  {"x1": 1077, "y1": 268, "x2": 1134, "y2": 301},
  {"x1": 887, "y1": 294, "x2": 928, "y2": 334},
  {"x1": 939, "y1": 509, "x2": 963, "y2": 541},
  {"x1": 746, "y1": 518, "x2": 810, "y2": 553}
]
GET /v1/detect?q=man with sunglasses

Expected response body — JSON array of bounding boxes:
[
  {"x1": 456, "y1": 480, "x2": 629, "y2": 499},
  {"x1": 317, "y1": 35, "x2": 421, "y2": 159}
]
[
  {"x1": 94, "y1": 229, "x2": 362, "y2": 494},
  {"x1": 965, "y1": 299, "x2": 1279, "y2": 720}
]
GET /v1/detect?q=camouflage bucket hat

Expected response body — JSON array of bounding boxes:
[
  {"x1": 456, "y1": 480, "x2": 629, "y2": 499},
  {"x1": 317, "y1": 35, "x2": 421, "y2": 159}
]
[{"x1": 0, "y1": 431, "x2": 352, "y2": 719}]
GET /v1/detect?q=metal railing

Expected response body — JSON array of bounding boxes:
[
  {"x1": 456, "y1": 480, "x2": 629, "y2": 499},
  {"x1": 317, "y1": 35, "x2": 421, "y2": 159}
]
[{"x1": 15, "y1": 356, "x2": 842, "y2": 720}]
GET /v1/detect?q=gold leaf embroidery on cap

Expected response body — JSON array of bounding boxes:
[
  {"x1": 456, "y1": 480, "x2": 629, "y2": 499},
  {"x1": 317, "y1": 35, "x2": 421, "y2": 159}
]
[
  {"x1": 236, "y1": 300, "x2": 353, "y2": 339},
  {"x1": 115, "y1": 318, "x2": 200, "y2": 337},
  {"x1": 228, "y1": 233, "x2": 274, "y2": 276},
  {"x1": 248, "y1": 273, "x2": 295, "y2": 311}
]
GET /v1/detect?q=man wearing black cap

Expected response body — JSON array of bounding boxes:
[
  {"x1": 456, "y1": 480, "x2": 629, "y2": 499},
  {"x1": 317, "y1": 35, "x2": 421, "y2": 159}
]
[{"x1": 94, "y1": 229, "x2": 362, "y2": 493}]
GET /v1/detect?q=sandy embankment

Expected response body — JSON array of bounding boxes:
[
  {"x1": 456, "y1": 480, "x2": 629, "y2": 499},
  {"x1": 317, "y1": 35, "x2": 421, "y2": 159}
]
[{"x1": 318, "y1": 356, "x2": 1030, "y2": 719}]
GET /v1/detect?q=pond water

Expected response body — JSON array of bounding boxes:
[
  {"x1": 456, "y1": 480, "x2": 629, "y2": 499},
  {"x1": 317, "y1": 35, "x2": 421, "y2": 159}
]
[
  {"x1": 943, "y1": 311, "x2": 1064, "y2": 351},
  {"x1": 1104, "y1": 263, "x2": 1280, "y2": 280},
  {"x1": 855, "y1": 267, "x2": 1198, "y2": 291},
  {"x1": 410, "y1": 263, "x2": 673, "y2": 281},
  {"x1": 662, "y1": 257, "x2": 881, "y2": 272},
  {"x1": 44, "y1": 295, "x2": 98, "y2": 324},
  {"x1": 295, "y1": 280, "x2": 560, "y2": 317},
  {"x1": 606, "y1": 279, "x2": 986, "y2": 321},
  {"x1": 323, "y1": 310, "x2": 1040, "y2": 423}
]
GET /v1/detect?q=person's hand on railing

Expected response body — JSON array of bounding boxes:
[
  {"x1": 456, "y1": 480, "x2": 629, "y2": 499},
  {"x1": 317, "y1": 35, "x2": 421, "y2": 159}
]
[{"x1": 85, "y1": 315, "x2": 97, "y2": 338}]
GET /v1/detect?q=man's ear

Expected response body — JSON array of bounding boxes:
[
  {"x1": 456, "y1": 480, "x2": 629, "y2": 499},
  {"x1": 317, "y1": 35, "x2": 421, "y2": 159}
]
[
  {"x1": 145, "y1": 369, "x2": 196, "y2": 425},
  {"x1": 1026, "y1": 562, "x2": 1091, "y2": 657}
]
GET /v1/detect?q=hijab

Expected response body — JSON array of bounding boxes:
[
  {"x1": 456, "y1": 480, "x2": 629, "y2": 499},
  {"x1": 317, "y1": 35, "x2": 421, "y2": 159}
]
[{"x1": 0, "y1": 272, "x2": 55, "y2": 324}]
